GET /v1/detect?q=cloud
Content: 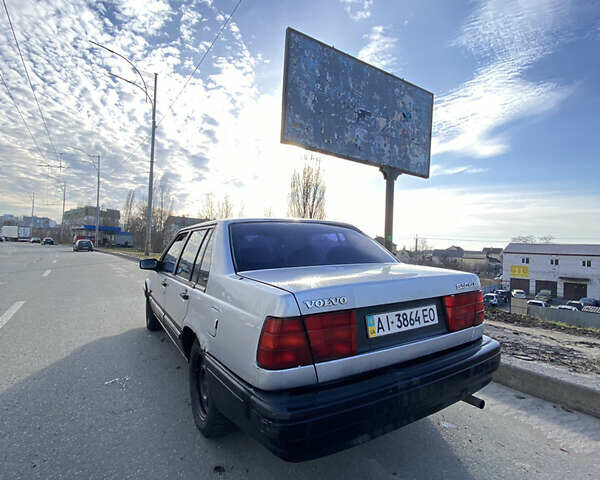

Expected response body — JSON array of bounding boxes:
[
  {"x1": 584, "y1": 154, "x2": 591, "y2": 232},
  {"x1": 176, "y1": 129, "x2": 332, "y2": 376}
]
[
  {"x1": 357, "y1": 25, "x2": 398, "y2": 71},
  {"x1": 339, "y1": 0, "x2": 373, "y2": 21},
  {"x1": 433, "y1": 0, "x2": 575, "y2": 158},
  {"x1": 0, "y1": 0, "x2": 262, "y2": 220},
  {"x1": 430, "y1": 164, "x2": 488, "y2": 176}
]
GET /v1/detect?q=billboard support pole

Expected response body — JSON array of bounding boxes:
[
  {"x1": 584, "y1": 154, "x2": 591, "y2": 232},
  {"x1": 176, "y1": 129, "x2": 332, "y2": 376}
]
[{"x1": 380, "y1": 166, "x2": 401, "y2": 253}]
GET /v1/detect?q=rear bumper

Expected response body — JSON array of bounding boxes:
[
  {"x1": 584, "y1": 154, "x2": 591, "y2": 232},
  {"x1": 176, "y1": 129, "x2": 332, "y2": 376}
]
[{"x1": 207, "y1": 335, "x2": 501, "y2": 462}]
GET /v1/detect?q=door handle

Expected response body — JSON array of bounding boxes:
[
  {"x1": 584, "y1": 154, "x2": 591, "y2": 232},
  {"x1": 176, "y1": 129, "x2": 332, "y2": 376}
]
[
  {"x1": 179, "y1": 290, "x2": 189, "y2": 300},
  {"x1": 161, "y1": 280, "x2": 168, "y2": 287}
]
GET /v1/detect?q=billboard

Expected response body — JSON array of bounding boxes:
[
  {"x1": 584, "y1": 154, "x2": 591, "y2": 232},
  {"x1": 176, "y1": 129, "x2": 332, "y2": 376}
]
[{"x1": 281, "y1": 28, "x2": 433, "y2": 178}]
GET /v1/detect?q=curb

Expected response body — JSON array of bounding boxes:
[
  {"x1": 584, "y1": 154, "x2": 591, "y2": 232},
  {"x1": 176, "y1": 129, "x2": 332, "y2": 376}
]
[
  {"x1": 96, "y1": 248, "x2": 142, "y2": 263},
  {"x1": 493, "y1": 357, "x2": 600, "y2": 418}
]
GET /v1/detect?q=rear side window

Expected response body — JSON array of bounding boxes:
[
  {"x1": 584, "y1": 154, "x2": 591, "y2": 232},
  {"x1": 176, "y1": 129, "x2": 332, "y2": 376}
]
[
  {"x1": 230, "y1": 222, "x2": 396, "y2": 272},
  {"x1": 176, "y1": 230, "x2": 207, "y2": 281},
  {"x1": 193, "y1": 229, "x2": 214, "y2": 288},
  {"x1": 160, "y1": 233, "x2": 188, "y2": 274}
]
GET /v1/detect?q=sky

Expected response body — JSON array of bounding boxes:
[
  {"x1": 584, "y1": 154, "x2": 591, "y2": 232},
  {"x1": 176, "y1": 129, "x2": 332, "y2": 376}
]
[{"x1": 0, "y1": 0, "x2": 599, "y2": 250}]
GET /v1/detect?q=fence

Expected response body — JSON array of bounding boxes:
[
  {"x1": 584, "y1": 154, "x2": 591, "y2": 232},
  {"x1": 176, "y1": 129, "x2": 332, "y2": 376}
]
[{"x1": 528, "y1": 305, "x2": 600, "y2": 329}]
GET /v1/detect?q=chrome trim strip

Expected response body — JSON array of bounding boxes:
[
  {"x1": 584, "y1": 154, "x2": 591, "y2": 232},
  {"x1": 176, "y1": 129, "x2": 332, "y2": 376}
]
[{"x1": 315, "y1": 324, "x2": 486, "y2": 384}]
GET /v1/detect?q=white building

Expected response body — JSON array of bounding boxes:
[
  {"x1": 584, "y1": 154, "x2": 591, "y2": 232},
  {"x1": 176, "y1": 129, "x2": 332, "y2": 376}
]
[{"x1": 503, "y1": 243, "x2": 600, "y2": 300}]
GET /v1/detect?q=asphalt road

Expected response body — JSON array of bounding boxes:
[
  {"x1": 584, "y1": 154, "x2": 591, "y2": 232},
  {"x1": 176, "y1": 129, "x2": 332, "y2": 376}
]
[{"x1": 1, "y1": 242, "x2": 598, "y2": 480}]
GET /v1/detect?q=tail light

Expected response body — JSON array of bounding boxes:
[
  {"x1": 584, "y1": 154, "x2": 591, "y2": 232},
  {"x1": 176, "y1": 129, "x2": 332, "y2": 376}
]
[
  {"x1": 257, "y1": 310, "x2": 358, "y2": 369},
  {"x1": 304, "y1": 310, "x2": 357, "y2": 362},
  {"x1": 443, "y1": 291, "x2": 484, "y2": 331},
  {"x1": 257, "y1": 317, "x2": 312, "y2": 370}
]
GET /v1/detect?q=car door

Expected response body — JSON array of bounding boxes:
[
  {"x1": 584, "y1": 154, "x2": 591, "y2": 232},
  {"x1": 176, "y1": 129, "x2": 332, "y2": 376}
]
[
  {"x1": 154, "y1": 232, "x2": 188, "y2": 316},
  {"x1": 165, "y1": 229, "x2": 208, "y2": 330},
  {"x1": 186, "y1": 228, "x2": 219, "y2": 338}
]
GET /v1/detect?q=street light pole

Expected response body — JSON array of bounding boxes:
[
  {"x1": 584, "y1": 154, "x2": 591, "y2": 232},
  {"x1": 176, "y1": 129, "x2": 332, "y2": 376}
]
[
  {"x1": 89, "y1": 40, "x2": 157, "y2": 255},
  {"x1": 96, "y1": 154, "x2": 100, "y2": 248},
  {"x1": 145, "y1": 73, "x2": 157, "y2": 255}
]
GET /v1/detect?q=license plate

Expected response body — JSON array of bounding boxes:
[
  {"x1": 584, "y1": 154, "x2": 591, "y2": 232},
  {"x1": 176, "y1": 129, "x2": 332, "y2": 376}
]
[{"x1": 366, "y1": 305, "x2": 438, "y2": 338}]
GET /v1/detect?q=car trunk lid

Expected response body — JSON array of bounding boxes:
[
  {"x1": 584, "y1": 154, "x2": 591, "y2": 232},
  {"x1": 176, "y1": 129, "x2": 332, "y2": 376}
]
[{"x1": 243, "y1": 263, "x2": 483, "y2": 381}]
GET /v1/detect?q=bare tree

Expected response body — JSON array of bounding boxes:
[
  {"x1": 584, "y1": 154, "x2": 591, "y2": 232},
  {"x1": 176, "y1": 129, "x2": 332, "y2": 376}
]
[
  {"x1": 237, "y1": 203, "x2": 245, "y2": 218},
  {"x1": 217, "y1": 194, "x2": 234, "y2": 219},
  {"x1": 199, "y1": 193, "x2": 217, "y2": 220},
  {"x1": 288, "y1": 156, "x2": 326, "y2": 219},
  {"x1": 122, "y1": 189, "x2": 136, "y2": 230},
  {"x1": 538, "y1": 235, "x2": 555, "y2": 243},
  {"x1": 263, "y1": 206, "x2": 273, "y2": 217},
  {"x1": 511, "y1": 235, "x2": 554, "y2": 244}
]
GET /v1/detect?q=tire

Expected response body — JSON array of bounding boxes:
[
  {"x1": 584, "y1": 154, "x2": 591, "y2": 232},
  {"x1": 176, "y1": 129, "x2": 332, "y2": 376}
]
[
  {"x1": 145, "y1": 297, "x2": 162, "y2": 331},
  {"x1": 189, "y1": 340, "x2": 233, "y2": 437}
]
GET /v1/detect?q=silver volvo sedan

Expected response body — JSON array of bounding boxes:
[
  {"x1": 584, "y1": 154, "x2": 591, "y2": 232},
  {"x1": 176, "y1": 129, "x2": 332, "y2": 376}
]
[{"x1": 140, "y1": 219, "x2": 500, "y2": 461}]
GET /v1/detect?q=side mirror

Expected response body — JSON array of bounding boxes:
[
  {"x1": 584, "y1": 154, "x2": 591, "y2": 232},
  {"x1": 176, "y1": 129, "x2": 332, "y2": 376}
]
[{"x1": 139, "y1": 258, "x2": 159, "y2": 270}]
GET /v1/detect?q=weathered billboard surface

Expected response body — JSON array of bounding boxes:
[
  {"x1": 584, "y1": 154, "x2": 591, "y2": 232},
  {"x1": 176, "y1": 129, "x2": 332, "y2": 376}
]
[{"x1": 281, "y1": 28, "x2": 433, "y2": 178}]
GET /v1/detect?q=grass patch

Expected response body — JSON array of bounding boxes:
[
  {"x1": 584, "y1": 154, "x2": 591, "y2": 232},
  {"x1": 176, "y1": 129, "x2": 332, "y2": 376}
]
[{"x1": 98, "y1": 247, "x2": 161, "y2": 260}]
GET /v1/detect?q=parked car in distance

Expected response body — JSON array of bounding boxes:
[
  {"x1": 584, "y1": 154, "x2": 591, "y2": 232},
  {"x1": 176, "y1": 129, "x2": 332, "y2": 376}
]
[
  {"x1": 73, "y1": 239, "x2": 93, "y2": 252},
  {"x1": 527, "y1": 299, "x2": 549, "y2": 308},
  {"x1": 484, "y1": 293, "x2": 500, "y2": 306},
  {"x1": 30, "y1": 237, "x2": 41, "y2": 243},
  {"x1": 139, "y1": 219, "x2": 501, "y2": 462},
  {"x1": 579, "y1": 297, "x2": 599, "y2": 307},
  {"x1": 511, "y1": 289, "x2": 527, "y2": 299},
  {"x1": 556, "y1": 305, "x2": 578, "y2": 312},
  {"x1": 42, "y1": 237, "x2": 54, "y2": 245},
  {"x1": 566, "y1": 300, "x2": 584, "y2": 311},
  {"x1": 494, "y1": 289, "x2": 510, "y2": 303},
  {"x1": 535, "y1": 289, "x2": 553, "y2": 303}
]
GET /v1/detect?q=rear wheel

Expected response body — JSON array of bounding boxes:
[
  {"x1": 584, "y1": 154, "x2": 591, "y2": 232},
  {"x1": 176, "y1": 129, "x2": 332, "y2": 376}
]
[
  {"x1": 189, "y1": 340, "x2": 233, "y2": 437},
  {"x1": 145, "y1": 297, "x2": 161, "y2": 331}
]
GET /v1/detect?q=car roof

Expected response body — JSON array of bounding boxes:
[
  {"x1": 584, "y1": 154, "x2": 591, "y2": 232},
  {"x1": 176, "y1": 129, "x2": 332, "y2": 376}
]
[{"x1": 178, "y1": 217, "x2": 362, "y2": 234}]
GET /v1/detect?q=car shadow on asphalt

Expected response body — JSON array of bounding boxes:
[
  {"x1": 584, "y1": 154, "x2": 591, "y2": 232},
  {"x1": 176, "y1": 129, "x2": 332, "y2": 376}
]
[{"x1": 1, "y1": 327, "x2": 477, "y2": 480}]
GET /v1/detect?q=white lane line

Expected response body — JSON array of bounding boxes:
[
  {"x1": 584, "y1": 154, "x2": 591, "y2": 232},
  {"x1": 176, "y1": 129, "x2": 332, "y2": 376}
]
[
  {"x1": 42, "y1": 269, "x2": 51, "y2": 277},
  {"x1": 0, "y1": 301, "x2": 25, "y2": 330},
  {"x1": 52, "y1": 259, "x2": 57, "y2": 264}
]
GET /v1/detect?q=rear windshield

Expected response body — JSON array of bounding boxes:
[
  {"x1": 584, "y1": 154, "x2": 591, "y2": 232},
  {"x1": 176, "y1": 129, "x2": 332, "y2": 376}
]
[{"x1": 230, "y1": 222, "x2": 396, "y2": 271}]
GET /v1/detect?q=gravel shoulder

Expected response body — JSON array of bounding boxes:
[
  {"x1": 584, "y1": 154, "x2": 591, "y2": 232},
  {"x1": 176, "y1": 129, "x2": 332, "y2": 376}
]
[{"x1": 484, "y1": 308, "x2": 600, "y2": 377}]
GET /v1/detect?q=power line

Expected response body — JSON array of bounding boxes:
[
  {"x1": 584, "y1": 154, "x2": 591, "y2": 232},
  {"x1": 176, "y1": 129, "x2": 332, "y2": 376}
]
[
  {"x1": 2, "y1": 0, "x2": 59, "y2": 161},
  {"x1": 120, "y1": 0, "x2": 243, "y2": 165},
  {"x1": 0, "y1": 69, "x2": 46, "y2": 162},
  {"x1": 157, "y1": 0, "x2": 243, "y2": 127}
]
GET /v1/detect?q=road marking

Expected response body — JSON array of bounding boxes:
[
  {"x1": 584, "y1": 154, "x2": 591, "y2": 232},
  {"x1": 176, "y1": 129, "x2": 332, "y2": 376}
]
[
  {"x1": 42, "y1": 269, "x2": 51, "y2": 277},
  {"x1": 52, "y1": 259, "x2": 57, "y2": 264},
  {"x1": 0, "y1": 301, "x2": 25, "y2": 330}
]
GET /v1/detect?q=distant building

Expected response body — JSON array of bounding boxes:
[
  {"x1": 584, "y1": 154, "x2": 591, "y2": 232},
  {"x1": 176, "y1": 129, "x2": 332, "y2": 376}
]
[
  {"x1": 71, "y1": 224, "x2": 133, "y2": 247},
  {"x1": 19, "y1": 216, "x2": 57, "y2": 229},
  {"x1": 0, "y1": 214, "x2": 18, "y2": 226},
  {"x1": 432, "y1": 246, "x2": 502, "y2": 274},
  {"x1": 63, "y1": 206, "x2": 120, "y2": 228},
  {"x1": 503, "y1": 243, "x2": 600, "y2": 300}
]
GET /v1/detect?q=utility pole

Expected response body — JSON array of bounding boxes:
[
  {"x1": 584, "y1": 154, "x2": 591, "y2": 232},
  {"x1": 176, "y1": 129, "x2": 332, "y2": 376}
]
[
  {"x1": 145, "y1": 73, "x2": 157, "y2": 255},
  {"x1": 415, "y1": 235, "x2": 418, "y2": 253},
  {"x1": 30, "y1": 192, "x2": 35, "y2": 223},
  {"x1": 95, "y1": 154, "x2": 100, "y2": 248},
  {"x1": 60, "y1": 182, "x2": 66, "y2": 242},
  {"x1": 62, "y1": 147, "x2": 100, "y2": 247}
]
